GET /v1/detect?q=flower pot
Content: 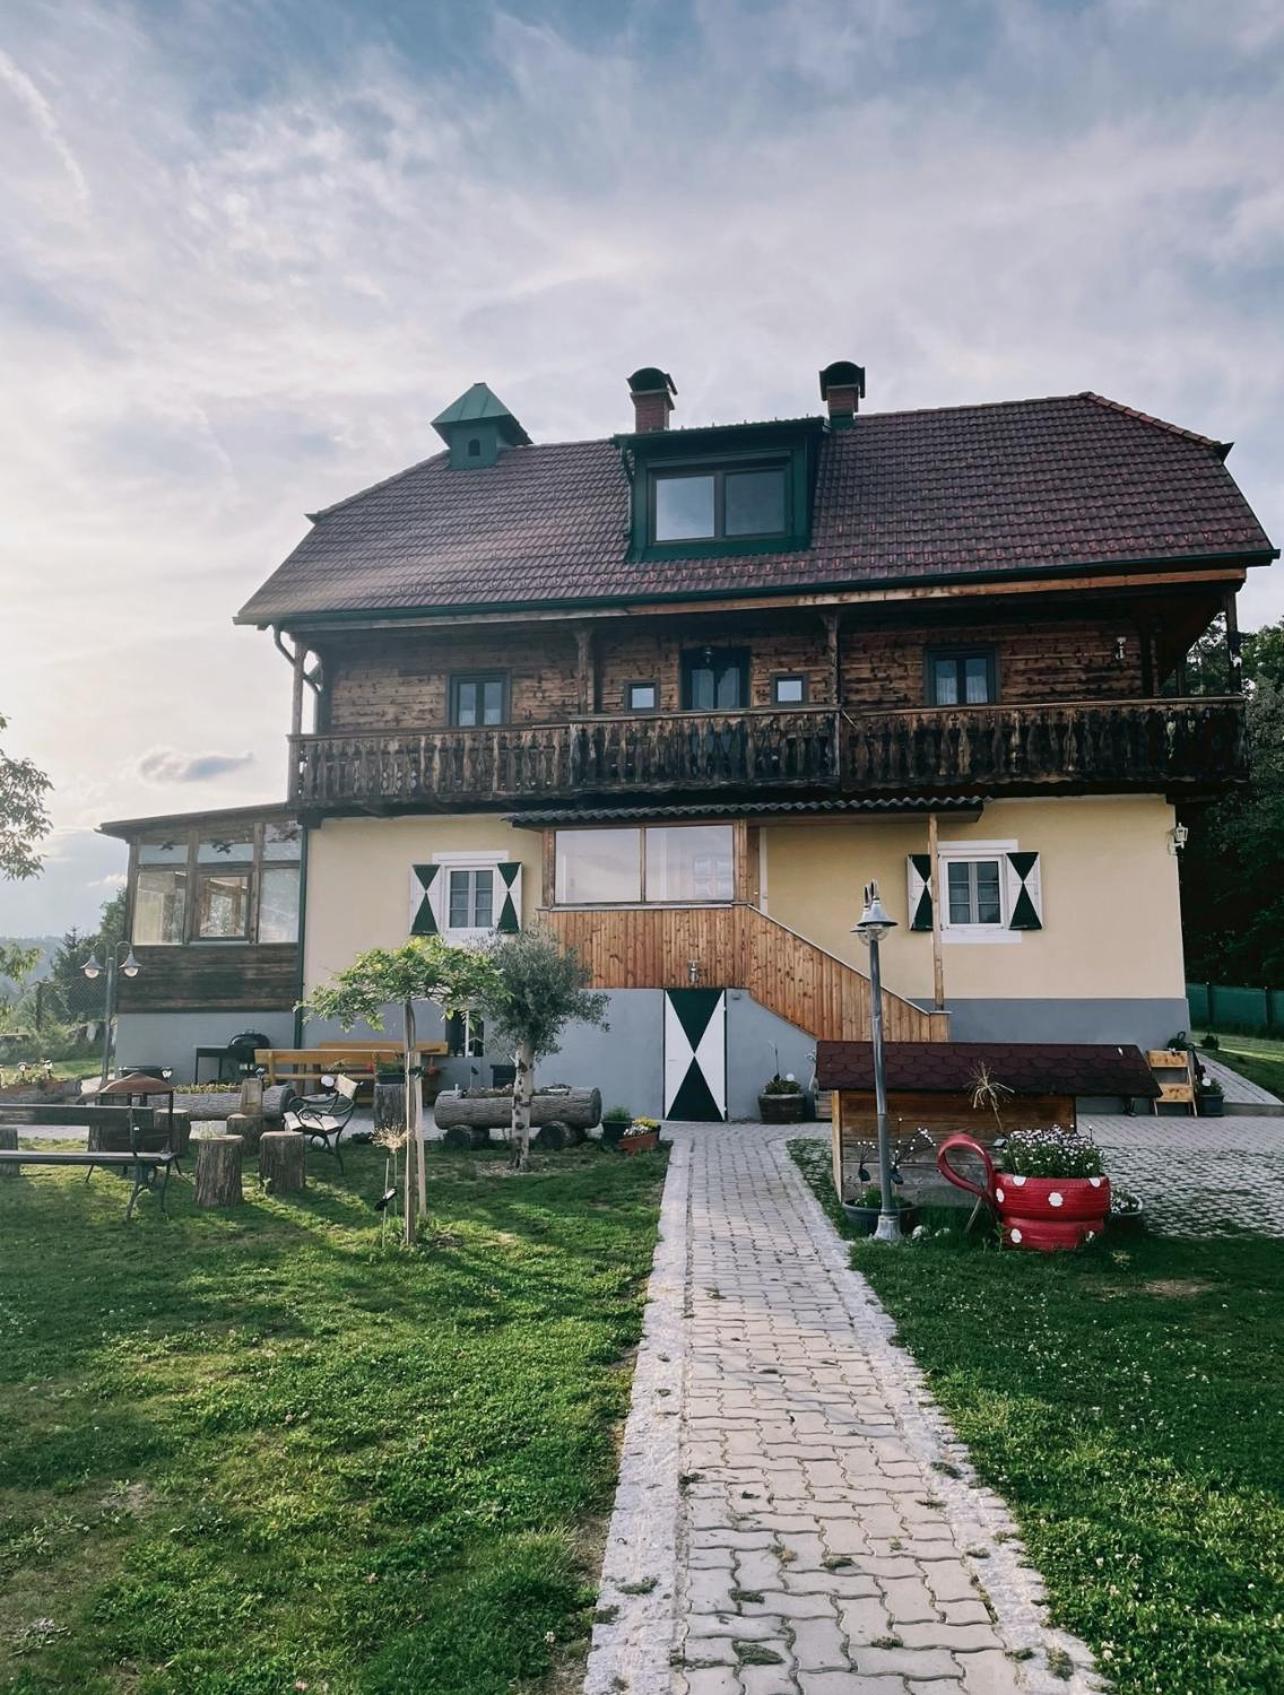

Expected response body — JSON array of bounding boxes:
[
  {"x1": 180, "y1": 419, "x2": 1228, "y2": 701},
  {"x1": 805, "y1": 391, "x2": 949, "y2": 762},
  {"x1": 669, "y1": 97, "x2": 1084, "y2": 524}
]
[
  {"x1": 1109, "y1": 1203, "x2": 1146, "y2": 1235},
  {"x1": 1198, "y1": 1093, "x2": 1225, "y2": 1118},
  {"x1": 618, "y1": 1129, "x2": 660, "y2": 1156},
  {"x1": 758, "y1": 1092, "x2": 805, "y2": 1123},
  {"x1": 600, "y1": 1121, "x2": 629, "y2": 1149},
  {"x1": 936, "y1": 1134, "x2": 1109, "y2": 1253},
  {"x1": 840, "y1": 1199, "x2": 918, "y2": 1236}
]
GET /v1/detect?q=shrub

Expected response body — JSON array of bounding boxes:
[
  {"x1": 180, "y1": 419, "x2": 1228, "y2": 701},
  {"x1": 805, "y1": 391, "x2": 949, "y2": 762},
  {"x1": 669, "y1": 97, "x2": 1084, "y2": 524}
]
[
  {"x1": 761, "y1": 1074, "x2": 803, "y2": 1096},
  {"x1": 602, "y1": 1104, "x2": 633, "y2": 1125},
  {"x1": 998, "y1": 1127, "x2": 1104, "y2": 1179}
]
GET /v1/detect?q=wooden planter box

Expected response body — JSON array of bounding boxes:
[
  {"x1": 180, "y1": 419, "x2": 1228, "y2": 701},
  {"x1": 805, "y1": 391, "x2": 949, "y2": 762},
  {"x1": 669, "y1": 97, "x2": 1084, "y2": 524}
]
[{"x1": 759, "y1": 1091, "x2": 806, "y2": 1122}]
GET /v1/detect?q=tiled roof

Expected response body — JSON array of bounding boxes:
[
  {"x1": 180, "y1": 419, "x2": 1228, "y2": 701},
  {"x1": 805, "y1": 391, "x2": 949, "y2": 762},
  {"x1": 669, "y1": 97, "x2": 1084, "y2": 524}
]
[
  {"x1": 816, "y1": 1040, "x2": 1160, "y2": 1097},
  {"x1": 236, "y1": 392, "x2": 1275, "y2": 625}
]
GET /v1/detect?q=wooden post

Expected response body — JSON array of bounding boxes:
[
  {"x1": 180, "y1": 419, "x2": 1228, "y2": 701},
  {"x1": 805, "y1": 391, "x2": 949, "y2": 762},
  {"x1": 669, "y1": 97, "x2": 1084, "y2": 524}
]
[
  {"x1": 0, "y1": 1124, "x2": 19, "y2": 1178},
  {"x1": 824, "y1": 609, "x2": 842, "y2": 779},
  {"x1": 732, "y1": 818, "x2": 751, "y2": 904},
  {"x1": 1225, "y1": 590, "x2": 1243, "y2": 693},
  {"x1": 405, "y1": 997, "x2": 426, "y2": 1222},
  {"x1": 542, "y1": 829, "x2": 556, "y2": 908},
  {"x1": 291, "y1": 637, "x2": 307, "y2": 738},
  {"x1": 259, "y1": 1130, "x2": 306, "y2": 1194},
  {"x1": 928, "y1": 812, "x2": 946, "y2": 1012},
  {"x1": 194, "y1": 1135, "x2": 243, "y2": 1207},
  {"x1": 575, "y1": 626, "x2": 595, "y2": 717}
]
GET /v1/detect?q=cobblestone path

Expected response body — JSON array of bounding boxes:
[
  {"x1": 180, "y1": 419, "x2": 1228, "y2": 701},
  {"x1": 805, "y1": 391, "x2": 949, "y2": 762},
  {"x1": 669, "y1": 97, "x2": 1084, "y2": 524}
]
[
  {"x1": 586, "y1": 1126, "x2": 1098, "y2": 1695},
  {"x1": 1085, "y1": 1112, "x2": 1284, "y2": 1237}
]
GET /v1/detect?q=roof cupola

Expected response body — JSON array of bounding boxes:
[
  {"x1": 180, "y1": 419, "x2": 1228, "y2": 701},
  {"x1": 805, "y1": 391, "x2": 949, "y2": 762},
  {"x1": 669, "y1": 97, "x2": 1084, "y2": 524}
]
[{"x1": 432, "y1": 382, "x2": 531, "y2": 469}]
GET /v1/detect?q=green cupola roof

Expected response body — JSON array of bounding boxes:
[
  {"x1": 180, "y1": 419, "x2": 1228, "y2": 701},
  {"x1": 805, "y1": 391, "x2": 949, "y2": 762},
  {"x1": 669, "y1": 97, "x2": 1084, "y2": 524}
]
[{"x1": 432, "y1": 383, "x2": 531, "y2": 469}]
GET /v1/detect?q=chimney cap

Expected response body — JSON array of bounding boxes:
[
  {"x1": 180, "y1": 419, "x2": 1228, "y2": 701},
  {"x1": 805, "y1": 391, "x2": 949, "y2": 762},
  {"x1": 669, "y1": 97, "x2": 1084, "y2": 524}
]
[
  {"x1": 819, "y1": 361, "x2": 866, "y2": 402},
  {"x1": 628, "y1": 366, "x2": 677, "y2": 398}
]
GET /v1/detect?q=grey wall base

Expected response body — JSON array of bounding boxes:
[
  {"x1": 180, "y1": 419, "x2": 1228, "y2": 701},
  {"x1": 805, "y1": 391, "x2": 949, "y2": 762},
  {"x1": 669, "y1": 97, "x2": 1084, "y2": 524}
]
[
  {"x1": 926, "y1": 998, "x2": 1191, "y2": 1052},
  {"x1": 116, "y1": 1010, "x2": 297, "y2": 1080}
]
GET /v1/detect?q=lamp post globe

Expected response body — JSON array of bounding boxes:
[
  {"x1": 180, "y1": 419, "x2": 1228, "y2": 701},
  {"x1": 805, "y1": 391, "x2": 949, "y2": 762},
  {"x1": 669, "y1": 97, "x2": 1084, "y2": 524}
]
[{"x1": 851, "y1": 879, "x2": 902, "y2": 1244}]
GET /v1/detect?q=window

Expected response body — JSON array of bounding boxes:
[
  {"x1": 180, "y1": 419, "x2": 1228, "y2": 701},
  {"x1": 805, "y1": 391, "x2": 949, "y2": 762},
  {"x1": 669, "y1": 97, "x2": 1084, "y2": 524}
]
[
  {"x1": 626, "y1": 680, "x2": 659, "y2": 712},
  {"x1": 258, "y1": 868, "x2": 300, "y2": 943},
  {"x1": 448, "y1": 867, "x2": 494, "y2": 931},
  {"x1": 652, "y1": 464, "x2": 788, "y2": 544},
  {"x1": 555, "y1": 824, "x2": 734, "y2": 905},
  {"x1": 450, "y1": 673, "x2": 507, "y2": 727},
  {"x1": 946, "y1": 858, "x2": 1004, "y2": 927},
  {"x1": 195, "y1": 869, "x2": 253, "y2": 939},
  {"x1": 928, "y1": 650, "x2": 996, "y2": 706},
  {"x1": 555, "y1": 829, "x2": 642, "y2": 904},
  {"x1": 772, "y1": 674, "x2": 807, "y2": 705},
  {"x1": 682, "y1": 648, "x2": 748, "y2": 711},
  {"x1": 447, "y1": 1009, "x2": 486, "y2": 1058},
  {"x1": 133, "y1": 867, "x2": 187, "y2": 945}
]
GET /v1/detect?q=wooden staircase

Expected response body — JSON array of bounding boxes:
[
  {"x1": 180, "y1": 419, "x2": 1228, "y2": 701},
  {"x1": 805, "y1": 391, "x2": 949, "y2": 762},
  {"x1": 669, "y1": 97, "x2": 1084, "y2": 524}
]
[{"x1": 540, "y1": 904, "x2": 948, "y2": 1043}]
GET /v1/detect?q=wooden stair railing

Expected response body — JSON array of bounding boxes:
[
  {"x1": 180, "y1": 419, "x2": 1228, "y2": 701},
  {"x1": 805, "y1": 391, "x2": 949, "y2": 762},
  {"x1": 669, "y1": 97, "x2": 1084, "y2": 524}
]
[{"x1": 539, "y1": 904, "x2": 948, "y2": 1043}]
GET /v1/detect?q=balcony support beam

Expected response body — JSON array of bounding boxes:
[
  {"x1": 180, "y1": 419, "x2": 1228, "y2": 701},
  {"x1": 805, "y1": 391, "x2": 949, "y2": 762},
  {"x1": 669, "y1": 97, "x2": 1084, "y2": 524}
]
[{"x1": 927, "y1": 811, "x2": 946, "y2": 1012}]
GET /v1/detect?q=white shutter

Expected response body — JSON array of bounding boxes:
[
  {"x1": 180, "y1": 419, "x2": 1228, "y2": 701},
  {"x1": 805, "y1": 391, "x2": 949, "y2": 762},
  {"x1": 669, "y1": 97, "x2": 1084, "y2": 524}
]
[
  {"x1": 906, "y1": 854, "x2": 933, "y2": 931},
  {"x1": 1005, "y1": 852, "x2": 1043, "y2": 931},
  {"x1": 409, "y1": 864, "x2": 445, "y2": 936},
  {"x1": 495, "y1": 862, "x2": 523, "y2": 933}
]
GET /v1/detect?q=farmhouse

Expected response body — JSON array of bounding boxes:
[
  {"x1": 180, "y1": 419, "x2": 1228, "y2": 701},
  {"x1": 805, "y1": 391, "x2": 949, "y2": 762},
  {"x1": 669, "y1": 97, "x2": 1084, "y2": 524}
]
[{"x1": 102, "y1": 363, "x2": 1276, "y2": 1115}]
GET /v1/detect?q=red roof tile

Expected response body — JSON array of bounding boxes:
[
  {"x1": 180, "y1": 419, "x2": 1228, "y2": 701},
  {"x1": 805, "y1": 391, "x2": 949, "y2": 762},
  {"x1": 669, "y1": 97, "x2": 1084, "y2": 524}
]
[{"x1": 236, "y1": 393, "x2": 1274, "y2": 624}]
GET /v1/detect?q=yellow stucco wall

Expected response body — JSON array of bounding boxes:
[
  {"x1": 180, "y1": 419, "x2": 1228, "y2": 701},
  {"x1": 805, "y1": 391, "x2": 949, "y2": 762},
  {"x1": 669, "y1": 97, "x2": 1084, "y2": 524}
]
[
  {"x1": 761, "y1": 795, "x2": 1185, "y2": 1003},
  {"x1": 303, "y1": 814, "x2": 542, "y2": 992}
]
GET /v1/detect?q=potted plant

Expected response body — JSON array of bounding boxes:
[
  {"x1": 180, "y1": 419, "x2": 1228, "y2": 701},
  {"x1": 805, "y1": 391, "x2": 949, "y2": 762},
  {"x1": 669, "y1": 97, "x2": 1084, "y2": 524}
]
[
  {"x1": 1197, "y1": 1076, "x2": 1225, "y2": 1117},
  {"x1": 601, "y1": 1104, "x2": 633, "y2": 1149},
  {"x1": 619, "y1": 1116, "x2": 661, "y2": 1155},
  {"x1": 1109, "y1": 1184, "x2": 1146, "y2": 1234},
  {"x1": 938, "y1": 1126, "x2": 1111, "y2": 1252},
  {"x1": 759, "y1": 1074, "x2": 806, "y2": 1123},
  {"x1": 841, "y1": 1183, "x2": 918, "y2": 1236}
]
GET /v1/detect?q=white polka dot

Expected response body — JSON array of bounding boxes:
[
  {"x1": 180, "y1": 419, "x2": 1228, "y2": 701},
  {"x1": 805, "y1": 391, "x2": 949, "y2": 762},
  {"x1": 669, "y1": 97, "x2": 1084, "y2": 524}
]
[
  {"x1": 1012, "y1": 1174, "x2": 1026, "y2": 1187},
  {"x1": 1010, "y1": 1227, "x2": 1023, "y2": 1244},
  {"x1": 995, "y1": 1187, "x2": 1005, "y2": 1203},
  {"x1": 1050, "y1": 1192, "x2": 1064, "y2": 1208},
  {"x1": 1089, "y1": 1176, "x2": 1102, "y2": 1188}
]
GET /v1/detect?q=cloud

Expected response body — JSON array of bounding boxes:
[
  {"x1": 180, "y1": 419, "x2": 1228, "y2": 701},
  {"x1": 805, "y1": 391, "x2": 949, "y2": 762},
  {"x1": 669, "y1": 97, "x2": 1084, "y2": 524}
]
[{"x1": 136, "y1": 749, "x2": 256, "y2": 784}]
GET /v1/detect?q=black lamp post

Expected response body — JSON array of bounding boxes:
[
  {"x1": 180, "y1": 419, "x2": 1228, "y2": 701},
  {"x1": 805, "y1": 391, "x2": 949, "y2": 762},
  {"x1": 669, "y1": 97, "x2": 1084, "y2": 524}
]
[
  {"x1": 82, "y1": 943, "x2": 140, "y2": 1088},
  {"x1": 852, "y1": 880, "x2": 902, "y2": 1243}
]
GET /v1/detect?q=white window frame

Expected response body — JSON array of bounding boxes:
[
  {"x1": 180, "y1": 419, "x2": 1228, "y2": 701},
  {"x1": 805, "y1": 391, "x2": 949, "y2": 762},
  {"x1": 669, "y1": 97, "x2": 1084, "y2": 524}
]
[
  {"x1": 937, "y1": 839, "x2": 1021, "y2": 945},
  {"x1": 432, "y1": 850, "x2": 504, "y2": 941}
]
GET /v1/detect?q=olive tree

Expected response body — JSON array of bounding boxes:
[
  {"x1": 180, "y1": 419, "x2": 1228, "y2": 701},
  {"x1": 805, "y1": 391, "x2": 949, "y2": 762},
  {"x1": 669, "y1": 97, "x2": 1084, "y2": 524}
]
[
  {"x1": 479, "y1": 928, "x2": 608, "y2": 1171},
  {"x1": 301, "y1": 938, "x2": 498, "y2": 1242}
]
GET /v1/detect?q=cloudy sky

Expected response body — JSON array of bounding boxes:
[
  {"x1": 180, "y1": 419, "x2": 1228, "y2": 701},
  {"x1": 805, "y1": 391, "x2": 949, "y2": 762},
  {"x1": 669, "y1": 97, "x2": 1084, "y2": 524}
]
[{"x1": 2, "y1": 0, "x2": 1282, "y2": 934}]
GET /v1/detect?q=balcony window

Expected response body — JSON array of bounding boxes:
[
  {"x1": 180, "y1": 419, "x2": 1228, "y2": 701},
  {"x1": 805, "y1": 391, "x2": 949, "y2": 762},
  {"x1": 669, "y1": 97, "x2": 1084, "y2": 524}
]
[
  {"x1": 450, "y1": 673, "x2": 507, "y2": 727},
  {"x1": 555, "y1": 824, "x2": 734, "y2": 905},
  {"x1": 929, "y1": 650, "x2": 996, "y2": 706},
  {"x1": 682, "y1": 648, "x2": 748, "y2": 711},
  {"x1": 130, "y1": 819, "x2": 300, "y2": 946},
  {"x1": 652, "y1": 463, "x2": 788, "y2": 544},
  {"x1": 195, "y1": 868, "x2": 253, "y2": 939},
  {"x1": 258, "y1": 867, "x2": 301, "y2": 944},
  {"x1": 772, "y1": 674, "x2": 807, "y2": 705}
]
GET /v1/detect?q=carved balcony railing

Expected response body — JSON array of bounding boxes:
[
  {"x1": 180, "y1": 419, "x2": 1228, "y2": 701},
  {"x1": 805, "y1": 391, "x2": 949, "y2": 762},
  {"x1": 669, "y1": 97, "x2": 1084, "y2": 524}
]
[{"x1": 289, "y1": 697, "x2": 1246, "y2": 810}]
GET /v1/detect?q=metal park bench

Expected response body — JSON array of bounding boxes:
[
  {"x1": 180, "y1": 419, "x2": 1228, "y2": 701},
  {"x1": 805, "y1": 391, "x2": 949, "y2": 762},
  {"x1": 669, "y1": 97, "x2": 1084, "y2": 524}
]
[
  {"x1": 0, "y1": 1104, "x2": 181, "y2": 1222},
  {"x1": 283, "y1": 1075, "x2": 359, "y2": 1173}
]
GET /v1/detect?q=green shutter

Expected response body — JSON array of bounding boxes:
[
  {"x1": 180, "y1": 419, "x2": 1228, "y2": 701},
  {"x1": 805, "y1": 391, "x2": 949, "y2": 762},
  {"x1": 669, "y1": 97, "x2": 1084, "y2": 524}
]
[
  {"x1": 410, "y1": 864, "x2": 440, "y2": 935},
  {"x1": 906, "y1": 854, "x2": 933, "y2": 931},
  {"x1": 1006, "y1": 852, "x2": 1043, "y2": 931},
  {"x1": 495, "y1": 862, "x2": 523, "y2": 933}
]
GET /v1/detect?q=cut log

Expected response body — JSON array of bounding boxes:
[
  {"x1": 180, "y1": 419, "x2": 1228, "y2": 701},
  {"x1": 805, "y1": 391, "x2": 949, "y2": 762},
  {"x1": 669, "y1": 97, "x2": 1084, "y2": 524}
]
[
  {"x1": 226, "y1": 1111, "x2": 263, "y2": 1154},
  {"x1": 0, "y1": 1124, "x2": 18, "y2": 1178},
  {"x1": 261, "y1": 1084, "x2": 299, "y2": 1125},
  {"x1": 194, "y1": 1135, "x2": 243, "y2": 1208},
  {"x1": 259, "y1": 1130, "x2": 306, "y2": 1194},
  {"x1": 441, "y1": 1124, "x2": 490, "y2": 1150},
  {"x1": 534, "y1": 1120, "x2": 568, "y2": 1151},
  {"x1": 435, "y1": 1087, "x2": 601, "y2": 1133}
]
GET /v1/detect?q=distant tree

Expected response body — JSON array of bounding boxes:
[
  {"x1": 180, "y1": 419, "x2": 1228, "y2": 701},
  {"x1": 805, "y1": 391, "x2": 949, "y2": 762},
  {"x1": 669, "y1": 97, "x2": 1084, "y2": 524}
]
[
  {"x1": 0, "y1": 942, "x2": 39, "y2": 994},
  {"x1": 1181, "y1": 615, "x2": 1284, "y2": 985},
  {"x1": 301, "y1": 938, "x2": 499, "y2": 1243},
  {"x1": 479, "y1": 929, "x2": 608, "y2": 1171},
  {"x1": 46, "y1": 892, "x2": 128, "y2": 1024},
  {"x1": 0, "y1": 712, "x2": 51, "y2": 881}
]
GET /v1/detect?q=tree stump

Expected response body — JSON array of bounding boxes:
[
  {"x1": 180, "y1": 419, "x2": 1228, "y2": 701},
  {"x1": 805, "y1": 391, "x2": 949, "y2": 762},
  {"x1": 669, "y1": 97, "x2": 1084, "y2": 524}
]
[
  {"x1": 226, "y1": 1111, "x2": 263, "y2": 1154},
  {"x1": 0, "y1": 1124, "x2": 18, "y2": 1179},
  {"x1": 170, "y1": 1110, "x2": 193, "y2": 1158},
  {"x1": 259, "y1": 1130, "x2": 306, "y2": 1194},
  {"x1": 239, "y1": 1075, "x2": 264, "y2": 1119},
  {"x1": 194, "y1": 1135, "x2": 243, "y2": 1208},
  {"x1": 373, "y1": 1080, "x2": 406, "y2": 1135}
]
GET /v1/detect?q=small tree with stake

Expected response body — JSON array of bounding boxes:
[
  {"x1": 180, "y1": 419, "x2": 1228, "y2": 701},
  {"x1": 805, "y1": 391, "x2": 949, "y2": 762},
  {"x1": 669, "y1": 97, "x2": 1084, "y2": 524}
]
[
  {"x1": 301, "y1": 938, "x2": 499, "y2": 1244},
  {"x1": 480, "y1": 928, "x2": 608, "y2": 1172}
]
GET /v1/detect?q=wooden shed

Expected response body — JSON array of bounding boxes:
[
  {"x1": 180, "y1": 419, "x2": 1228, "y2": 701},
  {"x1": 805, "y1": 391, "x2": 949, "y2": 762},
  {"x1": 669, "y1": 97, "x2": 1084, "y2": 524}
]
[{"x1": 815, "y1": 1041, "x2": 1159, "y2": 1203}]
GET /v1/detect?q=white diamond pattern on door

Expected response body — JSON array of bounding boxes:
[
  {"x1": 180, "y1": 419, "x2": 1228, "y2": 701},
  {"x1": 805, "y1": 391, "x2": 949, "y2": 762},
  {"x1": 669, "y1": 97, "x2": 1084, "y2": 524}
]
[{"x1": 663, "y1": 989, "x2": 727, "y2": 1121}]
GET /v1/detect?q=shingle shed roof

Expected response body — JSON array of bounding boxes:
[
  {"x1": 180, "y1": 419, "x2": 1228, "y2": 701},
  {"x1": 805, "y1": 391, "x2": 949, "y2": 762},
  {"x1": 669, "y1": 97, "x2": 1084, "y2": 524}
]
[
  {"x1": 816, "y1": 1040, "x2": 1160, "y2": 1098},
  {"x1": 237, "y1": 392, "x2": 1275, "y2": 625}
]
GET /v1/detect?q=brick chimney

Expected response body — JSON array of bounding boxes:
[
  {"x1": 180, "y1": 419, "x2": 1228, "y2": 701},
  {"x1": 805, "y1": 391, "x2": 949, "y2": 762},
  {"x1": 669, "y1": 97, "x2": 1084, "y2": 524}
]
[
  {"x1": 628, "y1": 367, "x2": 676, "y2": 432},
  {"x1": 819, "y1": 360, "x2": 866, "y2": 429}
]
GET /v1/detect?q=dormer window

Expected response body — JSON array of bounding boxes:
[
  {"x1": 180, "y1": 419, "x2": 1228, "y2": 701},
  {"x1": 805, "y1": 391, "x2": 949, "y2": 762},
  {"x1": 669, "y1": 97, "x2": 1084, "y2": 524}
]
[{"x1": 652, "y1": 463, "x2": 789, "y2": 544}]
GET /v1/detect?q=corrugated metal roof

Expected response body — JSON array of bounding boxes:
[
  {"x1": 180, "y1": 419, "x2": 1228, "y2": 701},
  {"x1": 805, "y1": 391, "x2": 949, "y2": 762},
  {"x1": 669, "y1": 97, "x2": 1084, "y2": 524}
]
[{"x1": 506, "y1": 797, "x2": 985, "y2": 828}]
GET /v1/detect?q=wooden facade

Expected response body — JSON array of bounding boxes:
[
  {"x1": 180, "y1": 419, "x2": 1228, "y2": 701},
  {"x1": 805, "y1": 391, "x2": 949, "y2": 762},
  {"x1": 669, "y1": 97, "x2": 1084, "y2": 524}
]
[
  {"x1": 115, "y1": 943, "x2": 298, "y2": 1014},
  {"x1": 541, "y1": 904, "x2": 948, "y2": 1043}
]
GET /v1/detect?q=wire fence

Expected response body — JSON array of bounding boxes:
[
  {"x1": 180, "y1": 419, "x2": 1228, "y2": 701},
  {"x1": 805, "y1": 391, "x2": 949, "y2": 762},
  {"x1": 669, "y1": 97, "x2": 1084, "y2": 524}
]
[{"x1": 1187, "y1": 982, "x2": 1284, "y2": 1037}]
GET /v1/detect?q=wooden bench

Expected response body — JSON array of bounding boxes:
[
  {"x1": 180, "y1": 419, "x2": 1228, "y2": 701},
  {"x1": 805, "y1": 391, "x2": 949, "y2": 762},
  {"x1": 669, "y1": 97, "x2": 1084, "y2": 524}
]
[
  {"x1": 254, "y1": 1043, "x2": 448, "y2": 1089},
  {"x1": 0, "y1": 1107, "x2": 179, "y2": 1221}
]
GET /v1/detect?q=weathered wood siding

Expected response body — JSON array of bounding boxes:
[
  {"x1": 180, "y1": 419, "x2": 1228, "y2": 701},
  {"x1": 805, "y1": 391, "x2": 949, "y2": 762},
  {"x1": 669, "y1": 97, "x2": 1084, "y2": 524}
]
[
  {"x1": 115, "y1": 945, "x2": 299, "y2": 1013},
  {"x1": 540, "y1": 904, "x2": 948, "y2": 1043}
]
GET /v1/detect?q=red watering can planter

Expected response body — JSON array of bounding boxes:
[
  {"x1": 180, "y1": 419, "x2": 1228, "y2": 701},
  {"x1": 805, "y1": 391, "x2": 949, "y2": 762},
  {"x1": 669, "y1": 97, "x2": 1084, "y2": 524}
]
[{"x1": 935, "y1": 1134, "x2": 1110, "y2": 1253}]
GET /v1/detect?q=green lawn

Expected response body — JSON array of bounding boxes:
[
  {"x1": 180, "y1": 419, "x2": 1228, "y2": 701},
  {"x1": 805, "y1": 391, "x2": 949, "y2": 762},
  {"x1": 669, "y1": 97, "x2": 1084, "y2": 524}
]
[
  {"x1": 1200, "y1": 1032, "x2": 1284, "y2": 1100},
  {"x1": 790, "y1": 1139, "x2": 1284, "y2": 1695},
  {"x1": 0, "y1": 1140, "x2": 667, "y2": 1695}
]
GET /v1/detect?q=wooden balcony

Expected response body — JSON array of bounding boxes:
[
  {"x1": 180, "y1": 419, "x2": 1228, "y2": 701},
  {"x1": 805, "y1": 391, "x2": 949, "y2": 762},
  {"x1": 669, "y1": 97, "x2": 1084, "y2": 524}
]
[{"x1": 289, "y1": 696, "x2": 1246, "y2": 811}]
